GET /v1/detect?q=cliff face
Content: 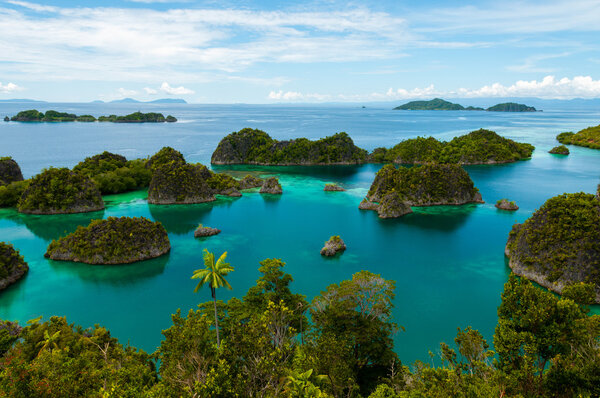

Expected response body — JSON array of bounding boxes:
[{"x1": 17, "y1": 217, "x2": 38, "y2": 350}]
[
  {"x1": 505, "y1": 193, "x2": 600, "y2": 303},
  {"x1": 18, "y1": 168, "x2": 104, "y2": 214},
  {"x1": 367, "y1": 164, "x2": 483, "y2": 206},
  {"x1": 0, "y1": 158, "x2": 24, "y2": 186},
  {"x1": 45, "y1": 217, "x2": 170, "y2": 264},
  {"x1": 0, "y1": 242, "x2": 28, "y2": 290},
  {"x1": 211, "y1": 128, "x2": 369, "y2": 165},
  {"x1": 148, "y1": 163, "x2": 216, "y2": 205}
]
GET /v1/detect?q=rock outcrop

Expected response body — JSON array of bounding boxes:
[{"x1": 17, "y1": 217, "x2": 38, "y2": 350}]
[
  {"x1": 0, "y1": 157, "x2": 24, "y2": 186},
  {"x1": 358, "y1": 198, "x2": 379, "y2": 211},
  {"x1": 148, "y1": 163, "x2": 216, "y2": 205},
  {"x1": 320, "y1": 235, "x2": 346, "y2": 256},
  {"x1": 377, "y1": 192, "x2": 413, "y2": 218},
  {"x1": 324, "y1": 184, "x2": 345, "y2": 192},
  {"x1": 549, "y1": 145, "x2": 570, "y2": 155},
  {"x1": 45, "y1": 216, "x2": 170, "y2": 264},
  {"x1": 0, "y1": 242, "x2": 29, "y2": 291},
  {"x1": 505, "y1": 192, "x2": 600, "y2": 303},
  {"x1": 18, "y1": 168, "x2": 104, "y2": 214},
  {"x1": 259, "y1": 177, "x2": 283, "y2": 194},
  {"x1": 238, "y1": 175, "x2": 264, "y2": 190},
  {"x1": 194, "y1": 225, "x2": 221, "y2": 238},
  {"x1": 495, "y1": 199, "x2": 519, "y2": 211}
]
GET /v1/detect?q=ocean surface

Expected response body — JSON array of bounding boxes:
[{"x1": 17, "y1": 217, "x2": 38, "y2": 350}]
[{"x1": 0, "y1": 102, "x2": 599, "y2": 365}]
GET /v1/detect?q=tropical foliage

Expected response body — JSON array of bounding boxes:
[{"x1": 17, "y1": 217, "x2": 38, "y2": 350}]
[
  {"x1": 8, "y1": 109, "x2": 176, "y2": 123},
  {"x1": 0, "y1": 242, "x2": 28, "y2": 286},
  {"x1": 557, "y1": 124, "x2": 600, "y2": 149}
]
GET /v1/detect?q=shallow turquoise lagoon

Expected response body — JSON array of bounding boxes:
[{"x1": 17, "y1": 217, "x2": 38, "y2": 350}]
[{"x1": 0, "y1": 104, "x2": 599, "y2": 364}]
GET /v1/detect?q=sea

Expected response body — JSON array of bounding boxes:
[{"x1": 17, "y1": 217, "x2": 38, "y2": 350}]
[{"x1": 1, "y1": 102, "x2": 599, "y2": 364}]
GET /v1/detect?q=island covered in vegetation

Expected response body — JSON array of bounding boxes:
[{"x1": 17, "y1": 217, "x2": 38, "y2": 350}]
[
  {"x1": 18, "y1": 167, "x2": 104, "y2": 214},
  {"x1": 557, "y1": 123, "x2": 600, "y2": 149},
  {"x1": 505, "y1": 192, "x2": 600, "y2": 302},
  {"x1": 211, "y1": 128, "x2": 369, "y2": 165},
  {"x1": 372, "y1": 129, "x2": 534, "y2": 164},
  {"x1": 393, "y1": 98, "x2": 537, "y2": 112},
  {"x1": 45, "y1": 216, "x2": 170, "y2": 264},
  {"x1": 8, "y1": 109, "x2": 177, "y2": 123},
  {"x1": 549, "y1": 145, "x2": 570, "y2": 155},
  {"x1": 0, "y1": 157, "x2": 23, "y2": 186},
  {"x1": 0, "y1": 242, "x2": 28, "y2": 291}
]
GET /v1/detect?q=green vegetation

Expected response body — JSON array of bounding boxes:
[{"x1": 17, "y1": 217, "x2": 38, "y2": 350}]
[
  {"x1": 191, "y1": 249, "x2": 234, "y2": 347},
  {"x1": 394, "y1": 98, "x2": 466, "y2": 110},
  {"x1": 486, "y1": 102, "x2": 537, "y2": 112},
  {"x1": 549, "y1": 145, "x2": 570, "y2": 155},
  {"x1": 377, "y1": 129, "x2": 535, "y2": 164},
  {"x1": 0, "y1": 242, "x2": 28, "y2": 290},
  {"x1": 45, "y1": 216, "x2": 170, "y2": 264},
  {"x1": 557, "y1": 124, "x2": 600, "y2": 149},
  {"x1": 146, "y1": 146, "x2": 186, "y2": 172},
  {"x1": 366, "y1": 163, "x2": 482, "y2": 206},
  {"x1": 0, "y1": 260, "x2": 599, "y2": 397},
  {"x1": 73, "y1": 151, "x2": 151, "y2": 194},
  {"x1": 8, "y1": 109, "x2": 176, "y2": 123},
  {"x1": 0, "y1": 180, "x2": 29, "y2": 207},
  {"x1": 18, "y1": 167, "x2": 104, "y2": 214},
  {"x1": 211, "y1": 128, "x2": 369, "y2": 165},
  {"x1": 148, "y1": 162, "x2": 215, "y2": 204},
  {"x1": 506, "y1": 192, "x2": 600, "y2": 302},
  {"x1": 0, "y1": 157, "x2": 24, "y2": 186}
]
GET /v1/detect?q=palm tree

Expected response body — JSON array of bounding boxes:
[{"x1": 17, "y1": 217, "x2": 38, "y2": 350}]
[{"x1": 191, "y1": 248, "x2": 234, "y2": 348}]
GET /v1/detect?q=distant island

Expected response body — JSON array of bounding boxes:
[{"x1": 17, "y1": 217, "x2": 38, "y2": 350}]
[
  {"x1": 556, "y1": 123, "x2": 600, "y2": 150},
  {"x1": 372, "y1": 129, "x2": 535, "y2": 165},
  {"x1": 7, "y1": 109, "x2": 177, "y2": 123},
  {"x1": 106, "y1": 98, "x2": 187, "y2": 104},
  {"x1": 211, "y1": 128, "x2": 369, "y2": 165},
  {"x1": 394, "y1": 98, "x2": 537, "y2": 112}
]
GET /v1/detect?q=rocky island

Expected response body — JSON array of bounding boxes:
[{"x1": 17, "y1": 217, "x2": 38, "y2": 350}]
[
  {"x1": 320, "y1": 235, "x2": 346, "y2": 256},
  {"x1": 194, "y1": 224, "x2": 221, "y2": 238},
  {"x1": 0, "y1": 157, "x2": 24, "y2": 186},
  {"x1": 486, "y1": 102, "x2": 537, "y2": 112},
  {"x1": 259, "y1": 177, "x2": 283, "y2": 194},
  {"x1": 372, "y1": 129, "x2": 534, "y2": 165},
  {"x1": 211, "y1": 128, "x2": 368, "y2": 165},
  {"x1": 549, "y1": 145, "x2": 570, "y2": 155},
  {"x1": 0, "y1": 242, "x2": 29, "y2": 291},
  {"x1": 18, "y1": 168, "x2": 104, "y2": 214},
  {"x1": 45, "y1": 217, "x2": 170, "y2": 264},
  {"x1": 148, "y1": 162, "x2": 216, "y2": 205},
  {"x1": 495, "y1": 199, "x2": 519, "y2": 211},
  {"x1": 557, "y1": 124, "x2": 600, "y2": 150},
  {"x1": 324, "y1": 183, "x2": 345, "y2": 191},
  {"x1": 8, "y1": 109, "x2": 176, "y2": 123},
  {"x1": 360, "y1": 164, "x2": 482, "y2": 218},
  {"x1": 394, "y1": 98, "x2": 469, "y2": 110},
  {"x1": 505, "y1": 192, "x2": 600, "y2": 303}
]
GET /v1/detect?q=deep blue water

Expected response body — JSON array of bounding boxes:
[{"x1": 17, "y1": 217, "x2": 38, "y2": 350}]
[{"x1": 0, "y1": 103, "x2": 599, "y2": 364}]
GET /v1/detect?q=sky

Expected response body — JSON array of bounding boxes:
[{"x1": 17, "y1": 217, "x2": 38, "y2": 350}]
[{"x1": 0, "y1": 0, "x2": 599, "y2": 103}]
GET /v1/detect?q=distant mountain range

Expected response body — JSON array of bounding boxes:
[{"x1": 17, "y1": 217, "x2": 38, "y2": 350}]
[{"x1": 0, "y1": 99, "x2": 47, "y2": 103}]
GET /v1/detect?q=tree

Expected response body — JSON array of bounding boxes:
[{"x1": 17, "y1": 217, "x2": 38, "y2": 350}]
[{"x1": 191, "y1": 249, "x2": 234, "y2": 348}]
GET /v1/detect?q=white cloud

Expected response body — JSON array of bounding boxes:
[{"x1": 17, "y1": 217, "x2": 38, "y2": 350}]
[
  {"x1": 268, "y1": 76, "x2": 600, "y2": 102},
  {"x1": 0, "y1": 82, "x2": 23, "y2": 94},
  {"x1": 144, "y1": 87, "x2": 158, "y2": 95},
  {"x1": 160, "y1": 82, "x2": 194, "y2": 95},
  {"x1": 117, "y1": 87, "x2": 137, "y2": 97},
  {"x1": 6, "y1": 1, "x2": 57, "y2": 12}
]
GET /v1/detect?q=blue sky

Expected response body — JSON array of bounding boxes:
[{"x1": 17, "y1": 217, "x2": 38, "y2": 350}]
[{"x1": 0, "y1": 0, "x2": 599, "y2": 103}]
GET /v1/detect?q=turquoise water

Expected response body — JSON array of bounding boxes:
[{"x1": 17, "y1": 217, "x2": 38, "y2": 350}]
[{"x1": 0, "y1": 103, "x2": 599, "y2": 364}]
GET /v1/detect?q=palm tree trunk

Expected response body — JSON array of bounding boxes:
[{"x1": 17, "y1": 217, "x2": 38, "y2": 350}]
[{"x1": 212, "y1": 286, "x2": 220, "y2": 348}]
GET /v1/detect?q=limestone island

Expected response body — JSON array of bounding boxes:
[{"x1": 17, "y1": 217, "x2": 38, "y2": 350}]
[
  {"x1": 0, "y1": 242, "x2": 29, "y2": 291},
  {"x1": 18, "y1": 167, "x2": 104, "y2": 214},
  {"x1": 320, "y1": 235, "x2": 346, "y2": 256},
  {"x1": 549, "y1": 145, "x2": 570, "y2": 155},
  {"x1": 45, "y1": 217, "x2": 170, "y2": 264},
  {"x1": 324, "y1": 183, "x2": 345, "y2": 192},
  {"x1": 371, "y1": 129, "x2": 534, "y2": 165},
  {"x1": 495, "y1": 199, "x2": 519, "y2": 211},
  {"x1": 360, "y1": 164, "x2": 483, "y2": 218},
  {"x1": 259, "y1": 177, "x2": 282, "y2": 194},
  {"x1": 3, "y1": 116, "x2": 8, "y2": 122},
  {"x1": 557, "y1": 124, "x2": 600, "y2": 150},
  {"x1": 211, "y1": 128, "x2": 368, "y2": 165},
  {"x1": 486, "y1": 102, "x2": 537, "y2": 112},
  {"x1": 505, "y1": 192, "x2": 600, "y2": 303},
  {"x1": 0, "y1": 157, "x2": 24, "y2": 186},
  {"x1": 9, "y1": 109, "x2": 176, "y2": 123},
  {"x1": 194, "y1": 224, "x2": 221, "y2": 238}
]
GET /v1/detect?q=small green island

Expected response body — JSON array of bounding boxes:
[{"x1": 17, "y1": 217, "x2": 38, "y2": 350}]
[
  {"x1": 0, "y1": 242, "x2": 29, "y2": 291},
  {"x1": 8, "y1": 109, "x2": 177, "y2": 123},
  {"x1": 320, "y1": 235, "x2": 347, "y2": 256},
  {"x1": 495, "y1": 198, "x2": 519, "y2": 211},
  {"x1": 361, "y1": 163, "x2": 483, "y2": 218},
  {"x1": 211, "y1": 128, "x2": 368, "y2": 165},
  {"x1": 0, "y1": 157, "x2": 24, "y2": 186},
  {"x1": 45, "y1": 216, "x2": 170, "y2": 264},
  {"x1": 549, "y1": 145, "x2": 570, "y2": 155},
  {"x1": 18, "y1": 167, "x2": 104, "y2": 214},
  {"x1": 557, "y1": 123, "x2": 600, "y2": 149},
  {"x1": 372, "y1": 129, "x2": 534, "y2": 164},
  {"x1": 393, "y1": 98, "x2": 537, "y2": 112},
  {"x1": 505, "y1": 192, "x2": 600, "y2": 303}
]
